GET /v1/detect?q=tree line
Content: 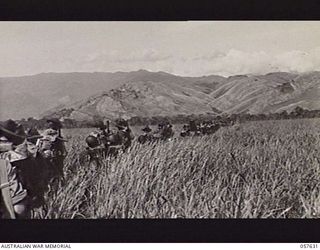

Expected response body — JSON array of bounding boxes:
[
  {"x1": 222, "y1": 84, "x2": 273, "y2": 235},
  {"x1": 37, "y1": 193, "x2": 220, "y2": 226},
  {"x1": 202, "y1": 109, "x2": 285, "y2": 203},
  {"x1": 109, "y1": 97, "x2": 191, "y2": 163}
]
[{"x1": 3, "y1": 106, "x2": 320, "y2": 130}]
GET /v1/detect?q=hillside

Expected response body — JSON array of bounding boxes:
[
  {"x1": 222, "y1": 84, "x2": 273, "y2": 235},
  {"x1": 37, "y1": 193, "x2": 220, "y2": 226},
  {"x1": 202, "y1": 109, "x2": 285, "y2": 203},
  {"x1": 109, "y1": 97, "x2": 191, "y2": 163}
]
[
  {"x1": 50, "y1": 71, "x2": 320, "y2": 121},
  {"x1": 209, "y1": 72, "x2": 320, "y2": 114},
  {"x1": 1, "y1": 70, "x2": 319, "y2": 121},
  {"x1": 0, "y1": 70, "x2": 228, "y2": 120}
]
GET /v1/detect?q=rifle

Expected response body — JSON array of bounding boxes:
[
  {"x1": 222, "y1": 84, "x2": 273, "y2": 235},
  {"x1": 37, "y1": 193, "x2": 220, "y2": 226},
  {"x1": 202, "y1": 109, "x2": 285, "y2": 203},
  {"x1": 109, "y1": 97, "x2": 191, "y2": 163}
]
[
  {"x1": 0, "y1": 125, "x2": 43, "y2": 141},
  {"x1": 106, "y1": 120, "x2": 110, "y2": 135},
  {"x1": 26, "y1": 135, "x2": 43, "y2": 142}
]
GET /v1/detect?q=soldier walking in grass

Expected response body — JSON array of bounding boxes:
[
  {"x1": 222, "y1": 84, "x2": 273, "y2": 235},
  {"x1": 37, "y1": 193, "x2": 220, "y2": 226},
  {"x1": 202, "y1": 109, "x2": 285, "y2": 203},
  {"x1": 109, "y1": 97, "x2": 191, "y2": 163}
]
[
  {"x1": 138, "y1": 125, "x2": 153, "y2": 144},
  {"x1": 83, "y1": 119, "x2": 111, "y2": 168},
  {"x1": 154, "y1": 121, "x2": 174, "y2": 141},
  {"x1": 37, "y1": 118, "x2": 67, "y2": 189},
  {"x1": 180, "y1": 124, "x2": 190, "y2": 137},
  {"x1": 114, "y1": 118, "x2": 134, "y2": 151}
]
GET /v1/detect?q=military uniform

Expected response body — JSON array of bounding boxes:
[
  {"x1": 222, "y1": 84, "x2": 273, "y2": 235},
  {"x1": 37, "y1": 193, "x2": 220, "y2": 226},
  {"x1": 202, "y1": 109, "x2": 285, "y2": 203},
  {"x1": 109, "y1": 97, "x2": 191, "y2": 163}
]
[
  {"x1": 138, "y1": 126, "x2": 153, "y2": 144},
  {"x1": 37, "y1": 119, "x2": 67, "y2": 184},
  {"x1": 162, "y1": 123, "x2": 174, "y2": 140},
  {"x1": 154, "y1": 122, "x2": 174, "y2": 140},
  {"x1": 0, "y1": 135, "x2": 29, "y2": 219},
  {"x1": 0, "y1": 119, "x2": 55, "y2": 218},
  {"x1": 180, "y1": 124, "x2": 190, "y2": 137},
  {"x1": 116, "y1": 127, "x2": 134, "y2": 150},
  {"x1": 114, "y1": 119, "x2": 134, "y2": 150}
]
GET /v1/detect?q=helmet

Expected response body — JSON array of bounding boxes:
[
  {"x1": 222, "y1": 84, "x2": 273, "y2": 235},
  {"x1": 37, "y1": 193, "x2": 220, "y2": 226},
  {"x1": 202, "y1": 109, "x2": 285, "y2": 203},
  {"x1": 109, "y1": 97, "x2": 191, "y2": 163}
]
[
  {"x1": 85, "y1": 135, "x2": 100, "y2": 148},
  {"x1": 26, "y1": 127, "x2": 40, "y2": 137},
  {"x1": 0, "y1": 119, "x2": 26, "y2": 145},
  {"x1": 26, "y1": 127, "x2": 40, "y2": 144}
]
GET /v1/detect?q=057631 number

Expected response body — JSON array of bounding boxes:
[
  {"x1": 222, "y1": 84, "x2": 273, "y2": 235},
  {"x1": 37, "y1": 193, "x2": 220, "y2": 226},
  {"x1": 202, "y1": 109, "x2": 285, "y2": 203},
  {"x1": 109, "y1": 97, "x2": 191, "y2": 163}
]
[{"x1": 300, "y1": 244, "x2": 318, "y2": 248}]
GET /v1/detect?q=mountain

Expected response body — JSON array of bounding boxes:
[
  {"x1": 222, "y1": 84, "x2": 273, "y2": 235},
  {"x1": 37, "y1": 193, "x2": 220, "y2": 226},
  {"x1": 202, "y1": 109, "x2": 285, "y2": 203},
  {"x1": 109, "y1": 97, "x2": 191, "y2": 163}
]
[
  {"x1": 43, "y1": 70, "x2": 228, "y2": 120},
  {"x1": 0, "y1": 72, "x2": 122, "y2": 120},
  {"x1": 209, "y1": 72, "x2": 320, "y2": 114},
  {"x1": 0, "y1": 70, "x2": 226, "y2": 120},
  {"x1": 1, "y1": 70, "x2": 319, "y2": 121}
]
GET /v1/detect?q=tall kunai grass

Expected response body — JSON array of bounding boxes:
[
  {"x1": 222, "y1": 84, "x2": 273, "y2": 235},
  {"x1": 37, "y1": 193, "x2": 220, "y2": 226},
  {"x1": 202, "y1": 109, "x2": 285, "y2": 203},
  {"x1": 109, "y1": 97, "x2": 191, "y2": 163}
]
[{"x1": 34, "y1": 118, "x2": 320, "y2": 218}]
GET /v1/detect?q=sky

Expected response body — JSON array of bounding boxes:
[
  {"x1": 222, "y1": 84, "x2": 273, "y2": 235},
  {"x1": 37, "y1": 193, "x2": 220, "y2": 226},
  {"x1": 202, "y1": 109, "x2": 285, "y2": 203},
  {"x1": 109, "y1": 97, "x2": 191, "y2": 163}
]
[{"x1": 1, "y1": 21, "x2": 320, "y2": 77}]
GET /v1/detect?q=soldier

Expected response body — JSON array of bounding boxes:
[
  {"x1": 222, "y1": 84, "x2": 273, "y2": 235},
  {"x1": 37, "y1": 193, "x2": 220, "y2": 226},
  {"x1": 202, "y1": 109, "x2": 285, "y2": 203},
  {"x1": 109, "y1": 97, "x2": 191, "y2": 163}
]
[
  {"x1": 37, "y1": 118, "x2": 67, "y2": 187},
  {"x1": 155, "y1": 121, "x2": 174, "y2": 141},
  {"x1": 163, "y1": 122, "x2": 174, "y2": 140},
  {"x1": 180, "y1": 124, "x2": 190, "y2": 137},
  {"x1": 199, "y1": 122, "x2": 206, "y2": 135},
  {"x1": 25, "y1": 126, "x2": 50, "y2": 208},
  {"x1": 114, "y1": 119, "x2": 134, "y2": 151},
  {"x1": 138, "y1": 125, "x2": 153, "y2": 144},
  {"x1": 83, "y1": 120, "x2": 110, "y2": 167},
  {"x1": 153, "y1": 122, "x2": 165, "y2": 140},
  {"x1": 0, "y1": 120, "x2": 30, "y2": 219},
  {"x1": 188, "y1": 120, "x2": 201, "y2": 136},
  {"x1": 86, "y1": 120, "x2": 109, "y2": 148}
]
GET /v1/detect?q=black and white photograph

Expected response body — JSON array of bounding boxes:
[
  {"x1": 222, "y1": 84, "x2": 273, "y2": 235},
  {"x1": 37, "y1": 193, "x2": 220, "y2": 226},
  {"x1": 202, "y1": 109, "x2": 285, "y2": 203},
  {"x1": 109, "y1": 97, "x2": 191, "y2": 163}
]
[{"x1": 1, "y1": 21, "x2": 320, "y2": 220}]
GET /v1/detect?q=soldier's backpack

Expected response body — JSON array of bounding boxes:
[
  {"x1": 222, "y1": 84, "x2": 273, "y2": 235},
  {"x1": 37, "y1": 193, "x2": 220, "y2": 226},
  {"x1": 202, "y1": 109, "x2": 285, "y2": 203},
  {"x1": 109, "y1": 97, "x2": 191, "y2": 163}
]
[{"x1": 116, "y1": 128, "x2": 134, "y2": 149}]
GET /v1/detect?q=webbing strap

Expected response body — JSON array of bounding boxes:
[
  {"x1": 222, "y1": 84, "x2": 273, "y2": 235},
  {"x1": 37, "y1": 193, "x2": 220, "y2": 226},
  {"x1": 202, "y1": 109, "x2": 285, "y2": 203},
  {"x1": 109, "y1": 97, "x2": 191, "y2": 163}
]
[
  {"x1": 0, "y1": 159, "x2": 16, "y2": 219},
  {"x1": 0, "y1": 182, "x2": 11, "y2": 190}
]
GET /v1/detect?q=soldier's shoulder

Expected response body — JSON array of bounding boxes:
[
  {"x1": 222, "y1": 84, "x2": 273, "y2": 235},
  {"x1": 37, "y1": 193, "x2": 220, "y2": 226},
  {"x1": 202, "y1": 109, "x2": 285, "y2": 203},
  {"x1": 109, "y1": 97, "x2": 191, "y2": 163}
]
[{"x1": 0, "y1": 150, "x2": 28, "y2": 163}]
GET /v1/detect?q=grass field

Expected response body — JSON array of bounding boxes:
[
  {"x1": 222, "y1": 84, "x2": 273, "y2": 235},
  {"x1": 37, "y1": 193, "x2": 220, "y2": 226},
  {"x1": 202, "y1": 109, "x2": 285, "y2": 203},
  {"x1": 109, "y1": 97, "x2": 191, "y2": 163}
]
[{"x1": 35, "y1": 118, "x2": 320, "y2": 218}]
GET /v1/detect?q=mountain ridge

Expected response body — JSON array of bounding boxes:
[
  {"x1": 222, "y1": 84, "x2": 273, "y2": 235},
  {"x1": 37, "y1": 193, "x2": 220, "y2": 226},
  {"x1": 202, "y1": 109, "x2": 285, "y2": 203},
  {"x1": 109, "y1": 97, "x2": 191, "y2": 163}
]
[{"x1": 0, "y1": 70, "x2": 319, "y2": 121}]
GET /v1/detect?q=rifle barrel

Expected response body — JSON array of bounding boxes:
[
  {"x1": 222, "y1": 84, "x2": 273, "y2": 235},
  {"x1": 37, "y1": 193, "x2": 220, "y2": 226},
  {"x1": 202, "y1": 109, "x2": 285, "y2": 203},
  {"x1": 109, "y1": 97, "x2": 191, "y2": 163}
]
[{"x1": 27, "y1": 135, "x2": 43, "y2": 140}]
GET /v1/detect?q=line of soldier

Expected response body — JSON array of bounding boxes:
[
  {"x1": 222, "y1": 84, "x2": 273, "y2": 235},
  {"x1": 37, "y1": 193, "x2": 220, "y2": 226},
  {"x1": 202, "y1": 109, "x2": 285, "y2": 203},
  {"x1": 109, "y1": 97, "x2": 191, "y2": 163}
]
[
  {"x1": 84, "y1": 119, "x2": 175, "y2": 165},
  {"x1": 85, "y1": 117, "x2": 233, "y2": 154},
  {"x1": 84, "y1": 118, "x2": 135, "y2": 166},
  {"x1": 138, "y1": 121, "x2": 174, "y2": 144},
  {"x1": 180, "y1": 119, "x2": 231, "y2": 137},
  {"x1": 0, "y1": 118, "x2": 67, "y2": 219},
  {"x1": 139, "y1": 118, "x2": 234, "y2": 139}
]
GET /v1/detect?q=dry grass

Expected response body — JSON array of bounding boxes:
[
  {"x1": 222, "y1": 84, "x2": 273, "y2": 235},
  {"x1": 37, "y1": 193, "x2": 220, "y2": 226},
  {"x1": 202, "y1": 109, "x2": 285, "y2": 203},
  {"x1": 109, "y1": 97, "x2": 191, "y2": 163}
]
[{"x1": 33, "y1": 119, "x2": 320, "y2": 218}]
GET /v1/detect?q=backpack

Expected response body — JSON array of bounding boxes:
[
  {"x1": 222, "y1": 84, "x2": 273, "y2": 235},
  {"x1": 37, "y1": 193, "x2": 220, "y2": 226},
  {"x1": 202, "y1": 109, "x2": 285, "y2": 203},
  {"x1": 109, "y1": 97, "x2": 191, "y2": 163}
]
[{"x1": 0, "y1": 153, "x2": 29, "y2": 218}]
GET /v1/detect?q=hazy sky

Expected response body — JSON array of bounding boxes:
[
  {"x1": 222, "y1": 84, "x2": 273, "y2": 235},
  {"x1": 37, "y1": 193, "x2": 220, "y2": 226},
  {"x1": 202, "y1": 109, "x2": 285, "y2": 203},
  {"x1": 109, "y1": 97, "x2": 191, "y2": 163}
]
[{"x1": 1, "y1": 21, "x2": 320, "y2": 77}]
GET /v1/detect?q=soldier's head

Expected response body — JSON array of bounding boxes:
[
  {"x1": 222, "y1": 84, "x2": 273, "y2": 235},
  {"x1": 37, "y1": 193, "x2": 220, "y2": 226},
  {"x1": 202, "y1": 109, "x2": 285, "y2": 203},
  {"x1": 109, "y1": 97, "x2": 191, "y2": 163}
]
[
  {"x1": 0, "y1": 119, "x2": 26, "y2": 145},
  {"x1": 26, "y1": 127, "x2": 41, "y2": 144},
  {"x1": 47, "y1": 118, "x2": 62, "y2": 130},
  {"x1": 26, "y1": 127, "x2": 39, "y2": 136}
]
